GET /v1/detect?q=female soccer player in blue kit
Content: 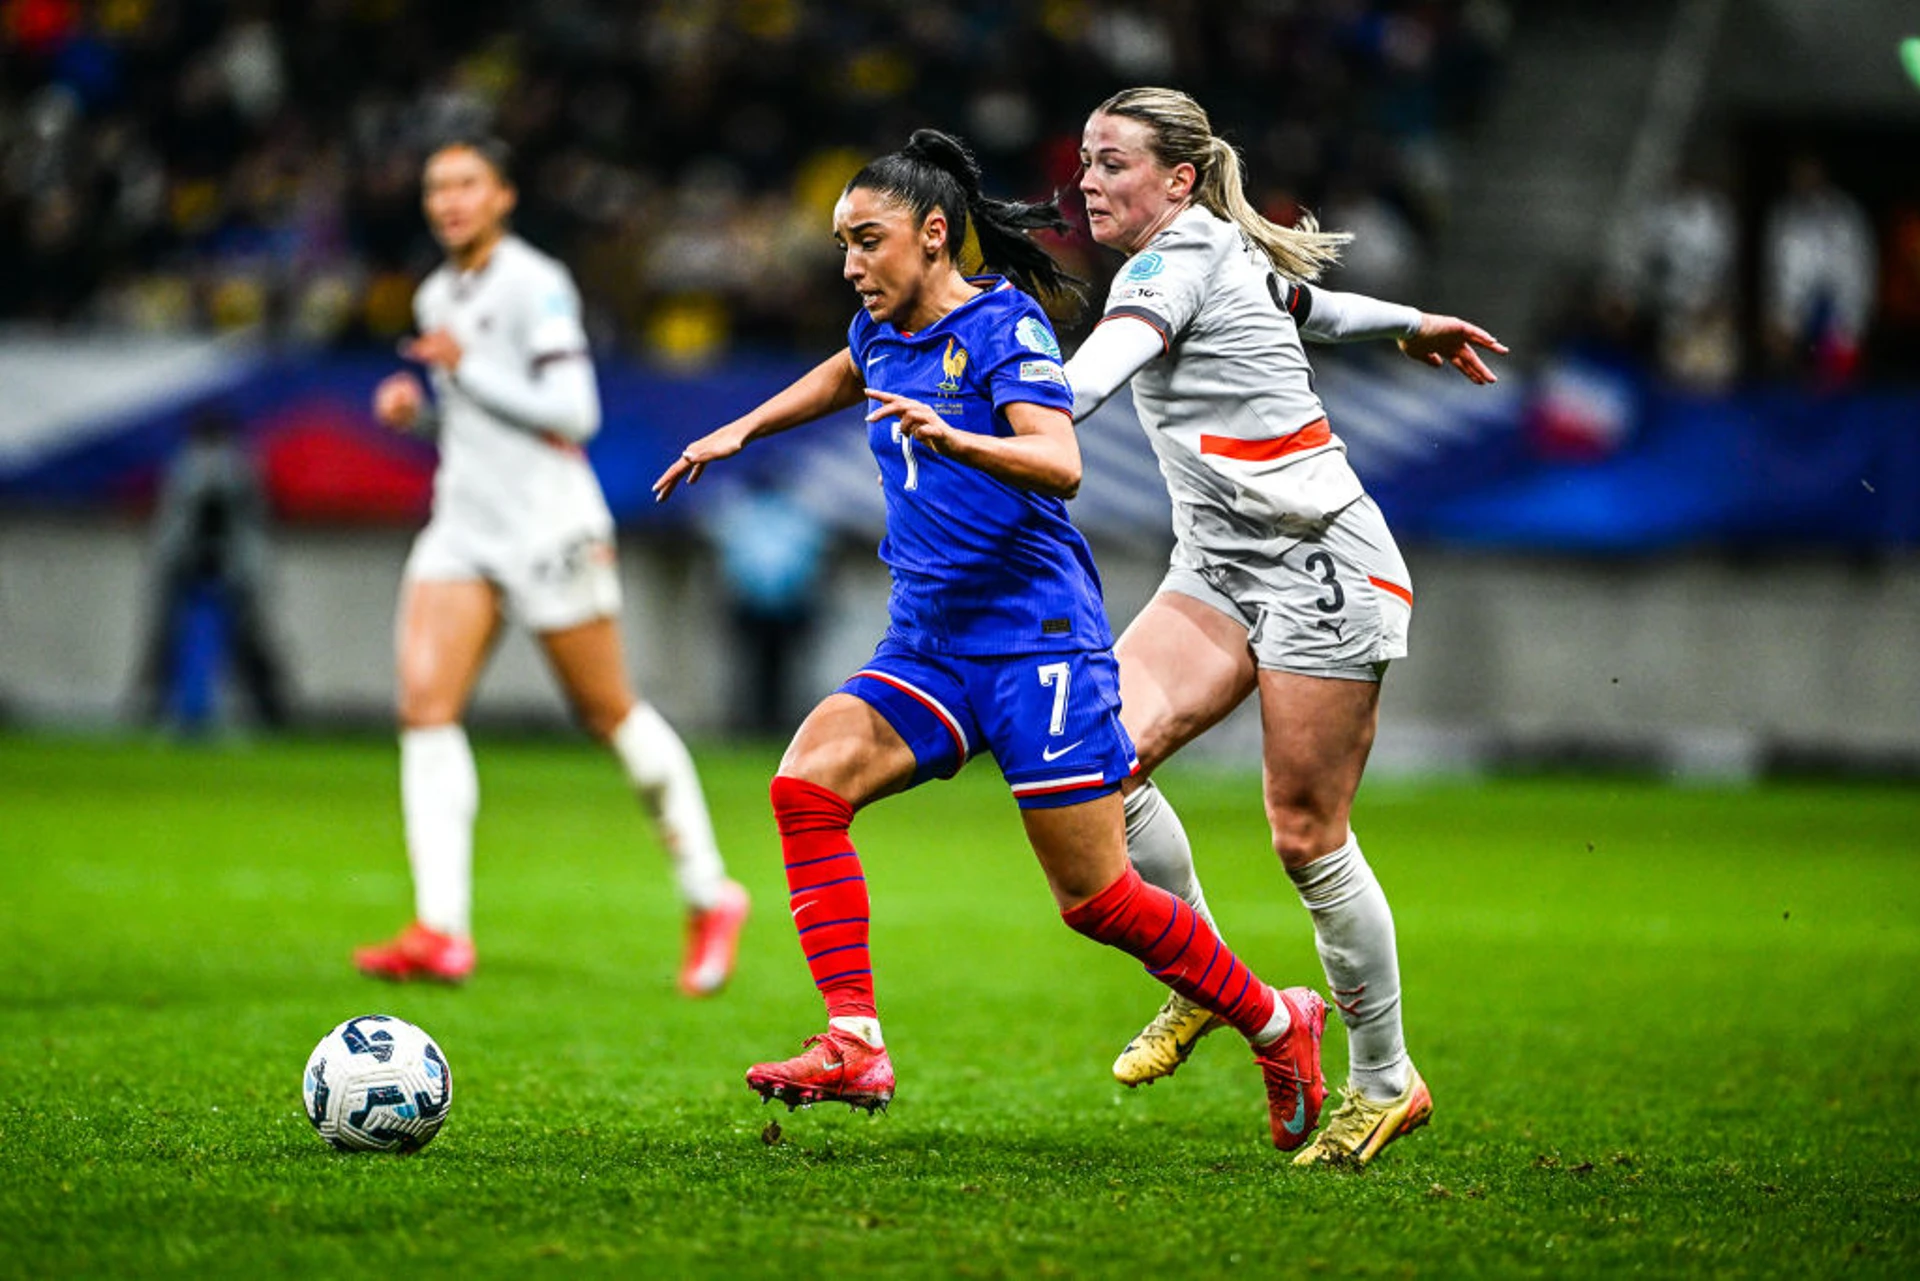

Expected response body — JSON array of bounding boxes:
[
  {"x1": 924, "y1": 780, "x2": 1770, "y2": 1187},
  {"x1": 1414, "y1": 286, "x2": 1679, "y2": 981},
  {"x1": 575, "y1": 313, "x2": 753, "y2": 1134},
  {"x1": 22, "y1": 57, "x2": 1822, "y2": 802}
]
[{"x1": 654, "y1": 130, "x2": 1327, "y2": 1148}]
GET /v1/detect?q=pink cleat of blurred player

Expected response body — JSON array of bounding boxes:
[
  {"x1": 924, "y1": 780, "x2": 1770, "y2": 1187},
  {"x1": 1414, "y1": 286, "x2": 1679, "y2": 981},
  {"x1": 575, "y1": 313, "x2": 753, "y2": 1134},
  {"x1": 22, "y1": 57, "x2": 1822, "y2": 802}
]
[
  {"x1": 679, "y1": 880, "x2": 750, "y2": 996},
  {"x1": 353, "y1": 921, "x2": 475, "y2": 984}
]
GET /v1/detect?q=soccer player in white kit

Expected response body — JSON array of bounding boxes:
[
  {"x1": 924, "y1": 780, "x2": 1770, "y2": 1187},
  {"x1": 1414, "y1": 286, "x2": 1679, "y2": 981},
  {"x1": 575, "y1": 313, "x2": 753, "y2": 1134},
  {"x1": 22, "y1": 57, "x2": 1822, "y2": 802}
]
[
  {"x1": 1065, "y1": 89, "x2": 1506, "y2": 1166},
  {"x1": 354, "y1": 138, "x2": 749, "y2": 995}
]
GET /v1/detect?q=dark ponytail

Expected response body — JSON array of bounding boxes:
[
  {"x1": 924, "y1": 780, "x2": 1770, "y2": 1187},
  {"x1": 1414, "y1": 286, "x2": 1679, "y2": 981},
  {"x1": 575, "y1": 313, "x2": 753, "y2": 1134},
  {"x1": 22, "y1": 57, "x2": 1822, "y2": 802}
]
[{"x1": 847, "y1": 129, "x2": 1086, "y2": 315}]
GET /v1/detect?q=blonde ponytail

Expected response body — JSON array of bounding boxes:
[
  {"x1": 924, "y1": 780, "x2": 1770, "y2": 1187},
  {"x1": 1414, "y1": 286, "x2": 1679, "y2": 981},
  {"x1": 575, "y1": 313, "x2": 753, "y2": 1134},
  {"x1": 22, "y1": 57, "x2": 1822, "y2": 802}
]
[
  {"x1": 1198, "y1": 135, "x2": 1348, "y2": 282},
  {"x1": 1096, "y1": 87, "x2": 1349, "y2": 283}
]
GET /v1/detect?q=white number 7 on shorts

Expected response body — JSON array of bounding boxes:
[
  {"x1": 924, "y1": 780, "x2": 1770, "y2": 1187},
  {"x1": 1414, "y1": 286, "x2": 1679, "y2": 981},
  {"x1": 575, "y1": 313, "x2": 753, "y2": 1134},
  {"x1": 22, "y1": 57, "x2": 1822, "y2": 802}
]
[{"x1": 1037, "y1": 661, "x2": 1071, "y2": 736}]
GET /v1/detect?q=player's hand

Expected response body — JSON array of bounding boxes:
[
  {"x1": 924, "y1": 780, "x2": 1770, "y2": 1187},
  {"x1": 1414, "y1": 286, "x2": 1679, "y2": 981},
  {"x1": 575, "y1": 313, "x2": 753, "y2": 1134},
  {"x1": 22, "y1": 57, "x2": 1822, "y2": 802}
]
[
  {"x1": 372, "y1": 373, "x2": 425, "y2": 432},
  {"x1": 864, "y1": 390, "x2": 955, "y2": 453},
  {"x1": 653, "y1": 422, "x2": 751, "y2": 502},
  {"x1": 402, "y1": 329, "x2": 464, "y2": 371},
  {"x1": 1398, "y1": 315, "x2": 1507, "y2": 385}
]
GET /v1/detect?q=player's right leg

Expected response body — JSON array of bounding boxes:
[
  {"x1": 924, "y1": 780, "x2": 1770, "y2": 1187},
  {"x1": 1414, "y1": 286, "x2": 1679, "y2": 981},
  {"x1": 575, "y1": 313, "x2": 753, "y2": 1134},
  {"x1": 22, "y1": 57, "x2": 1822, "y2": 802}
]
[
  {"x1": 1254, "y1": 501, "x2": 1427, "y2": 1167},
  {"x1": 1027, "y1": 793, "x2": 1327, "y2": 1151},
  {"x1": 1109, "y1": 589, "x2": 1258, "y2": 1085},
  {"x1": 1256, "y1": 667, "x2": 1426, "y2": 1167},
  {"x1": 355, "y1": 573, "x2": 500, "y2": 983},
  {"x1": 746, "y1": 676, "x2": 924, "y2": 1113}
]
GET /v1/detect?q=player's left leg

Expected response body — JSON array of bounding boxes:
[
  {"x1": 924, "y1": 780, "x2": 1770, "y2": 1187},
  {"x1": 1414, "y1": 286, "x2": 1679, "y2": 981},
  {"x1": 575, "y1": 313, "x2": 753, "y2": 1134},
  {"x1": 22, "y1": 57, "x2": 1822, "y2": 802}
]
[
  {"x1": 538, "y1": 615, "x2": 747, "y2": 997},
  {"x1": 1256, "y1": 669, "x2": 1430, "y2": 1166},
  {"x1": 1108, "y1": 588, "x2": 1259, "y2": 1085},
  {"x1": 1026, "y1": 794, "x2": 1328, "y2": 1151}
]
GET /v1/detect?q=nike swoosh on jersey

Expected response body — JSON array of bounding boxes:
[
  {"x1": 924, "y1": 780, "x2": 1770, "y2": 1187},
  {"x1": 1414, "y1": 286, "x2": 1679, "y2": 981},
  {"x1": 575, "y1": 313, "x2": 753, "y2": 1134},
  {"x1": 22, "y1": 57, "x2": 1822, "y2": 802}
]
[
  {"x1": 1040, "y1": 740, "x2": 1084, "y2": 762},
  {"x1": 865, "y1": 353, "x2": 888, "y2": 367}
]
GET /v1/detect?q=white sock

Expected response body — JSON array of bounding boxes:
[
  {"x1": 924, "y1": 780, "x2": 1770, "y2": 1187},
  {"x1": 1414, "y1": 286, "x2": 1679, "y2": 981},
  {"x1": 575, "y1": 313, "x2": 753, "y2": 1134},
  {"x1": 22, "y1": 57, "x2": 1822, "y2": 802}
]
[
  {"x1": 1123, "y1": 782, "x2": 1220, "y2": 930},
  {"x1": 401, "y1": 724, "x2": 478, "y2": 938},
  {"x1": 610, "y1": 703, "x2": 728, "y2": 910},
  {"x1": 829, "y1": 1016, "x2": 884, "y2": 1049},
  {"x1": 1289, "y1": 832, "x2": 1410, "y2": 1099},
  {"x1": 1251, "y1": 988, "x2": 1293, "y2": 1047}
]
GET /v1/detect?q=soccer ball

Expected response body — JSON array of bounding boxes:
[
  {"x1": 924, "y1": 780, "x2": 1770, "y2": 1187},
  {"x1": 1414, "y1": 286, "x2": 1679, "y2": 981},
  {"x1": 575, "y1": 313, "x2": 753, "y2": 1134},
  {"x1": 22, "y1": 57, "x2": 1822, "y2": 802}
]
[{"x1": 302, "y1": 1014, "x2": 452, "y2": 1153}]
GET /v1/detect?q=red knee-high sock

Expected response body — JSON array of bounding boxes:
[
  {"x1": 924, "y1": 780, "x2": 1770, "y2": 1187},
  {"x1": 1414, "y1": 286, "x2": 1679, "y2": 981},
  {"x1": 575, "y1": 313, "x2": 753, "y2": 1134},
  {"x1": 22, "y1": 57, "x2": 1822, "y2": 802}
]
[
  {"x1": 770, "y1": 775, "x2": 875, "y2": 1020},
  {"x1": 1063, "y1": 865, "x2": 1277, "y2": 1039}
]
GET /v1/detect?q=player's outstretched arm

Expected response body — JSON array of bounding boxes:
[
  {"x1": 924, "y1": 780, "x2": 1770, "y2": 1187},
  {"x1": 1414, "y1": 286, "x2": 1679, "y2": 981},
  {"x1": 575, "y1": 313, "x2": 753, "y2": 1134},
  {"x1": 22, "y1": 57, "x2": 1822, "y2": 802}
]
[
  {"x1": 867, "y1": 393, "x2": 1080, "y2": 498},
  {"x1": 1063, "y1": 316, "x2": 1164, "y2": 424},
  {"x1": 1397, "y1": 313, "x2": 1507, "y2": 385},
  {"x1": 1293, "y1": 283, "x2": 1506, "y2": 384},
  {"x1": 1293, "y1": 285, "x2": 1424, "y2": 345},
  {"x1": 653, "y1": 349, "x2": 864, "y2": 502}
]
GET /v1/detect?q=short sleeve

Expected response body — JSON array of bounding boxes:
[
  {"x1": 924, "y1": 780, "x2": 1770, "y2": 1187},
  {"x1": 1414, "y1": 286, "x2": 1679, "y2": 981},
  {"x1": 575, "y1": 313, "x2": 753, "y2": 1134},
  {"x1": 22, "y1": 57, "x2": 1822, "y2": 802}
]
[
  {"x1": 1101, "y1": 216, "x2": 1223, "y2": 346},
  {"x1": 524, "y1": 269, "x2": 588, "y2": 358},
  {"x1": 984, "y1": 304, "x2": 1073, "y2": 416}
]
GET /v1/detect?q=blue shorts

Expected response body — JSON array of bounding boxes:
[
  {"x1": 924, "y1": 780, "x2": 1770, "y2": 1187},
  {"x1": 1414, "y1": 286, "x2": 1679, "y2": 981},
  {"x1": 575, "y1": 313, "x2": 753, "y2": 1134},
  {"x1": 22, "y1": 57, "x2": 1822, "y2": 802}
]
[{"x1": 839, "y1": 638, "x2": 1138, "y2": 810}]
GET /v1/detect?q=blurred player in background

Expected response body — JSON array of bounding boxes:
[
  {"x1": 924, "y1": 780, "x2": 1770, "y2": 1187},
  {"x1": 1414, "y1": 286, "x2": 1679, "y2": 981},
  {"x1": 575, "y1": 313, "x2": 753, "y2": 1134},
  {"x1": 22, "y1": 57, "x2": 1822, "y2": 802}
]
[
  {"x1": 1065, "y1": 87, "x2": 1506, "y2": 1166},
  {"x1": 656, "y1": 129, "x2": 1328, "y2": 1149},
  {"x1": 356, "y1": 138, "x2": 748, "y2": 995}
]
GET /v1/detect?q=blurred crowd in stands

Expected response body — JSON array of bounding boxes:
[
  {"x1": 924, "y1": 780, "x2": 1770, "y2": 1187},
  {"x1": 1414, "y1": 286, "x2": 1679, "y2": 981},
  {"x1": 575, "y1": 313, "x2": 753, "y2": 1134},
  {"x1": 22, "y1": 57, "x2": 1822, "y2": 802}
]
[
  {"x1": 1, "y1": 0, "x2": 1508, "y2": 359},
  {"x1": 1594, "y1": 143, "x2": 1915, "y2": 391}
]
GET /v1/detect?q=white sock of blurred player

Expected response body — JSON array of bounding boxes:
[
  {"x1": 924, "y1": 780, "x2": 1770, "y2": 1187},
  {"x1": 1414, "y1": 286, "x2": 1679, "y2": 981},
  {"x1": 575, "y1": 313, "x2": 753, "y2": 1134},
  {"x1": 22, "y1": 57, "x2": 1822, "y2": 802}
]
[
  {"x1": 1123, "y1": 781, "x2": 1220, "y2": 929},
  {"x1": 401, "y1": 724, "x2": 479, "y2": 938},
  {"x1": 1290, "y1": 832, "x2": 1411, "y2": 1100},
  {"x1": 610, "y1": 702, "x2": 729, "y2": 909}
]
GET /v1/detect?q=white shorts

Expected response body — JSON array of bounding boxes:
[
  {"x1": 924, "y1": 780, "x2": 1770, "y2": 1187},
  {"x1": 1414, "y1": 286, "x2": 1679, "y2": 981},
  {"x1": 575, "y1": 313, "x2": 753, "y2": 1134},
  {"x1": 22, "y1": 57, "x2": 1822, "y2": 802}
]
[
  {"x1": 404, "y1": 518, "x2": 622, "y2": 633},
  {"x1": 1161, "y1": 495, "x2": 1411, "y2": 682}
]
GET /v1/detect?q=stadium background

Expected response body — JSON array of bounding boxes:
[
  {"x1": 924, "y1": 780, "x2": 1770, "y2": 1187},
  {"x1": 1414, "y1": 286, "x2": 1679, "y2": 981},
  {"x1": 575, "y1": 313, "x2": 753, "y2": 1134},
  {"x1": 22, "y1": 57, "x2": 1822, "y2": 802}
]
[
  {"x1": 4, "y1": 4, "x2": 1920, "y2": 1276},
  {"x1": 2, "y1": 0, "x2": 1918, "y2": 769}
]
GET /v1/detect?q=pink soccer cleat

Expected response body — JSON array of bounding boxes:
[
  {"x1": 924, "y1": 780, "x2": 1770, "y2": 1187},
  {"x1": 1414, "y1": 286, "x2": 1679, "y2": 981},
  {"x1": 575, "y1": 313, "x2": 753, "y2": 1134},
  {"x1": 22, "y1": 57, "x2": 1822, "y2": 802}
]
[
  {"x1": 746, "y1": 1027, "x2": 895, "y2": 1113},
  {"x1": 1254, "y1": 986, "x2": 1328, "y2": 1151},
  {"x1": 679, "y1": 879, "x2": 750, "y2": 997},
  {"x1": 353, "y1": 922, "x2": 475, "y2": 983}
]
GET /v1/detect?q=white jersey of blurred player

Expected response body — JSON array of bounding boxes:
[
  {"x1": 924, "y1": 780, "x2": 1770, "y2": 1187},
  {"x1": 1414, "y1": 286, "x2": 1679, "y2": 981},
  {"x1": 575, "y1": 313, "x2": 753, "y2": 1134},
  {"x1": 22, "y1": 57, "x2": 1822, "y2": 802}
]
[
  {"x1": 405, "y1": 234, "x2": 618, "y2": 624},
  {"x1": 355, "y1": 140, "x2": 747, "y2": 995},
  {"x1": 1067, "y1": 88, "x2": 1505, "y2": 1166}
]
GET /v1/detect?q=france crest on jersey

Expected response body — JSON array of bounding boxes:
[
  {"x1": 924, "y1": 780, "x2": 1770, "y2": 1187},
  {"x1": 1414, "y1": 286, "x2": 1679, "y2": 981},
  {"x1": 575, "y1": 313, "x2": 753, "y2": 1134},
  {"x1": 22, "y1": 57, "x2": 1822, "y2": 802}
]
[{"x1": 847, "y1": 278, "x2": 1106, "y2": 657}]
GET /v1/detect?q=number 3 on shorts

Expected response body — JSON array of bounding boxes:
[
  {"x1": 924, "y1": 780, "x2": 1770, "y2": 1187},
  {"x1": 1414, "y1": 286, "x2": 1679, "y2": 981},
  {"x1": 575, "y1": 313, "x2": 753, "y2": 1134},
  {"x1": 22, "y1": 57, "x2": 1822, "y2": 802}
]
[{"x1": 1037, "y1": 661, "x2": 1071, "y2": 736}]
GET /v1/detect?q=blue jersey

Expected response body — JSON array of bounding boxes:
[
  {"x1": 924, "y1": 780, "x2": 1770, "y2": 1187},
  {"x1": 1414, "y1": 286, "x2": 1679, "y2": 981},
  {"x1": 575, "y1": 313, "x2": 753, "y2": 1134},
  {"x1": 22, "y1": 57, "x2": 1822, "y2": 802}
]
[{"x1": 848, "y1": 277, "x2": 1109, "y2": 656}]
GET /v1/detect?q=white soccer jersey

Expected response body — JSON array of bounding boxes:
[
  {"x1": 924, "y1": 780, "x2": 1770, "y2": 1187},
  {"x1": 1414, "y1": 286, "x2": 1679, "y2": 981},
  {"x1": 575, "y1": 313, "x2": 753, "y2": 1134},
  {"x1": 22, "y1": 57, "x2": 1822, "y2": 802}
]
[
  {"x1": 1101, "y1": 206, "x2": 1365, "y2": 550},
  {"x1": 413, "y1": 235, "x2": 611, "y2": 547}
]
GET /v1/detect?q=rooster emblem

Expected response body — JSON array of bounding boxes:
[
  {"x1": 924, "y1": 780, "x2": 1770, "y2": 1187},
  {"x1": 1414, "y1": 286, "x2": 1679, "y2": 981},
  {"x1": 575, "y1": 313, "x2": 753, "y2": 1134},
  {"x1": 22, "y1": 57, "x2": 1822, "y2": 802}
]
[{"x1": 937, "y1": 337, "x2": 968, "y2": 393}]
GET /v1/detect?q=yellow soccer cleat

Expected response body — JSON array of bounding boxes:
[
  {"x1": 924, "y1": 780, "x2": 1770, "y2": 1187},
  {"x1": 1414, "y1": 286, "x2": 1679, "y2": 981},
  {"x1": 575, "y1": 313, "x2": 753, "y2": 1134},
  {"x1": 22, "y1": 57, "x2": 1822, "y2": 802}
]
[
  {"x1": 1112, "y1": 991, "x2": 1226, "y2": 1087},
  {"x1": 1292, "y1": 1067, "x2": 1433, "y2": 1167}
]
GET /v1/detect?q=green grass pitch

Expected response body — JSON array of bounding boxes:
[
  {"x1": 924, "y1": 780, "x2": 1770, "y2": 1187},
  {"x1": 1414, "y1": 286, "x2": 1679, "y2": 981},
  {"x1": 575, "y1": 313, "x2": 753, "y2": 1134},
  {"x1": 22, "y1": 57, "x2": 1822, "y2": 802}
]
[{"x1": 1, "y1": 733, "x2": 1915, "y2": 1277}]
